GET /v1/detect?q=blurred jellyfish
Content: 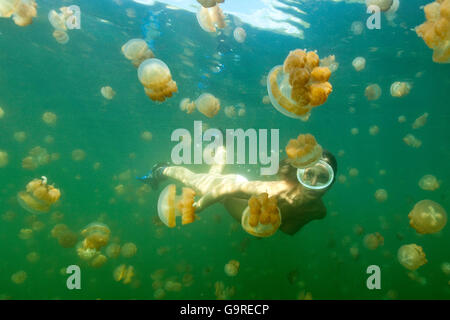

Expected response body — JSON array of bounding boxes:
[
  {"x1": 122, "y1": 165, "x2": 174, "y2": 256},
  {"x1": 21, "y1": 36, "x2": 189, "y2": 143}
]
[
  {"x1": 412, "y1": 112, "x2": 428, "y2": 129},
  {"x1": 0, "y1": 150, "x2": 8, "y2": 168},
  {"x1": 352, "y1": 57, "x2": 366, "y2": 71},
  {"x1": 179, "y1": 98, "x2": 196, "y2": 114},
  {"x1": 42, "y1": 112, "x2": 57, "y2": 126},
  {"x1": 390, "y1": 81, "x2": 411, "y2": 97},
  {"x1": 224, "y1": 260, "x2": 240, "y2": 277},
  {"x1": 121, "y1": 39, "x2": 155, "y2": 68},
  {"x1": 416, "y1": 0, "x2": 450, "y2": 63},
  {"x1": 441, "y1": 262, "x2": 450, "y2": 275},
  {"x1": 113, "y1": 264, "x2": 135, "y2": 284},
  {"x1": 81, "y1": 222, "x2": 111, "y2": 250},
  {"x1": 364, "y1": 232, "x2": 384, "y2": 250},
  {"x1": 157, "y1": 185, "x2": 196, "y2": 228},
  {"x1": 197, "y1": 0, "x2": 223, "y2": 8},
  {"x1": 233, "y1": 27, "x2": 246, "y2": 43},
  {"x1": 141, "y1": 131, "x2": 153, "y2": 141},
  {"x1": 22, "y1": 146, "x2": 50, "y2": 170},
  {"x1": 106, "y1": 243, "x2": 121, "y2": 258},
  {"x1": 17, "y1": 177, "x2": 61, "y2": 214},
  {"x1": 369, "y1": 125, "x2": 379, "y2": 136},
  {"x1": 237, "y1": 107, "x2": 246, "y2": 117},
  {"x1": 403, "y1": 134, "x2": 422, "y2": 148},
  {"x1": 338, "y1": 175, "x2": 347, "y2": 184},
  {"x1": 72, "y1": 149, "x2": 86, "y2": 161},
  {"x1": 320, "y1": 55, "x2": 339, "y2": 73},
  {"x1": 154, "y1": 288, "x2": 165, "y2": 299},
  {"x1": 351, "y1": 21, "x2": 364, "y2": 35},
  {"x1": 408, "y1": 199, "x2": 447, "y2": 234},
  {"x1": 196, "y1": 4, "x2": 226, "y2": 33},
  {"x1": 137, "y1": 58, "x2": 178, "y2": 102},
  {"x1": 11, "y1": 271, "x2": 27, "y2": 284},
  {"x1": 365, "y1": 84, "x2": 382, "y2": 101},
  {"x1": 18, "y1": 228, "x2": 33, "y2": 240},
  {"x1": 195, "y1": 93, "x2": 220, "y2": 118},
  {"x1": 242, "y1": 193, "x2": 281, "y2": 238},
  {"x1": 349, "y1": 168, "x2": 359, "y2": 177},
  {"x1": 1, "y1": 0, "x2": 37, "y2": 26},
  {"x1": 262, "y1": 95, "x2": 270, "y2": 104},
  {"x1": 165, "y1": 280, "x2": 183, "y2": 292},
  {"x1": 267, "y1": 49, "x2": 333, "y2": 120},
  {"x1": 224, "y1": 105, "x2": 236, "y2": 118},
  {"x1": 0, "y1": 106, "x2": 4, "y2": 118},
  {"x1": 365, "y1": 0, "x2": 394, "y2": 12},
  {"x1": 101, "y1": 86, "x2": 116, "y2": 100},
  {"x1": 351, "y1": 128, "x2": 359, "y2": 135},
  {"x1": 398, "y1": 115, "x2": 406, "y2": 123},
  {"x1": 26, "y1": 251, "x2": 40, "y2": 263},
  {"x1": 418, "y1": 174, "x2": 440, "y2": 191},
  {"x1": 52, "y1": 30, "x2": 69, "y2": 44},
  {"x1": 375, "y1": 189, "x2": 388, "y2": 203},
  {"x1": 121, "y1": 242, "x2": 137, "y2": 258},
  {"x1": 397, "y1": 244, "x2": 427, "y2": 271},
  {"x1": 90, "y1": 254, "x2": 107, "y2": 268},
  {"x1": 285, "y1": 134, "x2": 322, "y2": 168}
]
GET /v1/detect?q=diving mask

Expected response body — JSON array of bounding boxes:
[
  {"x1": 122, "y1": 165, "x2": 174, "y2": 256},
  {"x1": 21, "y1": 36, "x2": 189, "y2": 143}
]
[{"x1": 296, "y1": 159, "x2": 334, "y2": 190}]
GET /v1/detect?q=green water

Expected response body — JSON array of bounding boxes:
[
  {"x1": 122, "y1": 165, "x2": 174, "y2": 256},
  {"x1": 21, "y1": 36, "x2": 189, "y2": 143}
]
[{"x1": 0, "y1": 0, "x2": 449, "y2": 300}]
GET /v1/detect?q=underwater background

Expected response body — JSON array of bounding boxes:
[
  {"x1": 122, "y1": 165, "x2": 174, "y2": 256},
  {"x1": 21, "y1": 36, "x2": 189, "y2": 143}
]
[{"x1": 0, "y1": 0, "x2": 449, "y2": 299}]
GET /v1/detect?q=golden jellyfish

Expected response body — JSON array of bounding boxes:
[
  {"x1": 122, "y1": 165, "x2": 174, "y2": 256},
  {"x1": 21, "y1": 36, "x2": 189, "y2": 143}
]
[
  {"x1": 369, "y1": 125, "x2": 379, "y2": 136},
  {"x1": 238, "y1": 108, "x2": 246, "y2": 117},
  {"x1": 408, "y1": 199, "x2": 447, "y2": 234},
  {"x1": 390, "y1": 81, "x2": 411, "y2": 97},
  {"x1": 57, "y1": 229, "x2": 78, "y2": 248},
  {"x1": 0, "y1": 106, "x2": 4, "y2": 118},
  {"x1": 397, "y1": 244, "x2": 427, "y2": 271},
  {"x1": 195, "y1": 93, "x2": 220, "y2": 118},
  {"x1": 22, "y1": 146, "x2": 50, "y2": 170},
  {"x1": 352, "y1": 57, "x2": 366, "y2": 71},
  {"x1": 418, "y1": 174, "x2": 440, "y2": 191},
  {"x1": 351, "y1": 128, "x2": 359, "y2": 135},
  {"x1": 0, "y1": 0, "x2": 36, "y2": 26},
  {"x1": 285, "y1": 134, "x2": 323, "y2": 168},
  {"x1": 233, "y1": 27, "x2": 246, "y2": 43},
  {"x1": 26, "y1": 251, "x2": 40, "y2": 263},
  {"x1": 18, "y1": 228, "x2": 33, "y2": 240},
  {"x1": 224, "y1": 260, "x2": 240, "y2": 277},
  {"x1": 320, "y1": 55, "x2": 339, "y2": 73},
  {"x1": 137, "y1": 58, "x2": 178, "y2": 102},
  {"x1": 416, "y1": 0, "x2": 450, "y2": 63},
  {"x1": 141, "y1": 131, "x2": 153, "y2": 141},
  {"x1": 262, "y1": 95, "x2": 270, "y2": 104},
  {"x1": 365, "y1": 84, "x2": 382, "y2": 101},
  {"x1": 165, "y1": 280, "x2": 183, "y2": 292},
  {"x1": 13, "y1": 131, "x2": 26, "y2": 142},
  {"x1": 72, "y1": 149, "x2": 86, "y2": 161},
  {"x1": 81, "y1": 222, "x2": 111, "y2": 250},
  {"x1": 267, "y1": 49, "x2": 333, "y2": 120},
  {"x1": 157, "y1": 184, "x2": 196, "y2": 228},
  {"x1": 363, "y1": 232, "x2": 384, "y2": 250},
  {"x1": 121, "y1": 242, "x2": 137, "y2": 258},
  {"x1": 106, "y1": 243, "x2": 121, "y2": 258},
  {"x1": 365, "y1": 0, "x2": 394, "y2": 12},
  {"x1": 196, "y1": 4, "x2": 226, "y2": 33},
  {"x1": 179, "y1": 98, "x2": 196, "y2": 114},
  {"x1": 17, "y1": 177, "x2": 61, "y2": 214},
  {"x1": 77, "y1": 243, "x2": 99, "y2": 261},
  {"x1": 242, "y1": 193, "x2": 281, "y2": 238},
  {"x1": 0, "y1": 150, "x2": 8, "y2": 167},
  {"x1": 224, "y1": 105, "x2": 236, "y2": 118},
  {"x1": 113, "y1": 264, "x2": 135, "y2": 284},
  {"x1": 197, "y1": 0, "x2": 224, "y2": 8},
  {"x1": 101, "y1": 86, "x2": 116, "y2": 100},
  {"x1": 121, "y1": 39, "x2": 155, "y2": 67},
  {"x1": 11, "y1": 271, "x2": 27, "y2": 284},
  {"x1": 52, "y1": 29, "x2": 69, "y2": 44},
  {"x1": 375, "y1": 189, "x2": 388, "y2": 203},
  {"x1": 42, "y1": 112, "x2": 57, "y2": 126},
  {"x1": 441, "y1": 262, "x2": 450, "y2": 275},
  {"x1": 351, "y1": 21, "x2": 364, "y2": 35},
  {"x1": 90, "y1": 254, "x2": 107, "y2": 268},
  {"x1": 403, "y1": 134, "x2": 422, "y2": 148},
  {"x1": 398, "y1": 115, "x2": 406, "y2": 123},
  {"x1": 349, "y1": 168, "x2": 359, "y2": 177},
  {"x1": 412, "y1": 112, "x2": 429, "y2": 129}
]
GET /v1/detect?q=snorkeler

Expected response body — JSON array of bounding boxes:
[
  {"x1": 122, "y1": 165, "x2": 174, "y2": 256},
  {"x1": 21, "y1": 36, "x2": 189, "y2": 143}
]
[{"x1": 138, "y1": 147, "x2": 337, "y2": 235}]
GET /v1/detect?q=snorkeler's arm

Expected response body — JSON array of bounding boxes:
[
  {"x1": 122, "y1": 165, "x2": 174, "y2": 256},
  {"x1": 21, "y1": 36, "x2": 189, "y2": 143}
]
[{"x1": 238, "y1": 180, "x2": 290, "y2": 198}]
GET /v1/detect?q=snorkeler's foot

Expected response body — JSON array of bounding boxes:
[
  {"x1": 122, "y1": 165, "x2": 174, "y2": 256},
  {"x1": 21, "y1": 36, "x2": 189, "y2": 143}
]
[{"x1": 136, "y1": 162, "x2": 170, "y2": 190}]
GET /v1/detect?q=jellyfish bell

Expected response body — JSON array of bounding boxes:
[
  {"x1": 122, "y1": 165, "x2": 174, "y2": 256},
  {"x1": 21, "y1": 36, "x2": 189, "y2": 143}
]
[
  {"x1": 390, "y1": 81, "x2": 411, "y2": 97},
  {"x1": 408, "y1": 199, "x2": 447, "y2": 234},
  {"x1": 285, "y1": 134, "x2": 323, "y2": 169},
  {"x1": 157, "y1": 184, "x2": 196, "y2": 228},
  {"x1": 137, "y1": 58, "x2": 178, "y2": 102},
  {"x1": 351, "y1": 21, "x2": 364, "y2": 35},
  {"x1": 352, "y1": 57, "x2": 366, "y2": 71},
  {"x1": 17, "y1": 177, "x2": 61, "y2": 214},
  {"x1": 48, "y1": 9, "x2": 67, "y2": 31},
  {"x1": 397, "y1": 244, "x2": 427, "y2": 271},
  {"x1": 4, "y1": 0, "x2": 37, "y2": 27},
  {"x1": 241, "y1": 193, "x2": 281, "y2": 238},
  {"x1": 267, "y1": 49, "x2": 333, "y2": 121},
  {"x1": 365, "y1": 0, "x2": 394, "y2": 12},
  {"x1": 375, "y1": 189, "x2": 388, "y2": 203},
  {"x1": 0, "y1": 150, "x2": 8, "y2": 167},
  {"x1": 121, "y1": 39, "x2": 155, "y2": 67},
  {"x1": 365, "y1": 84, "x2": 382, "y2": 101},
  {"x1": 196, "y1": 4, "x2": 226, "y2": 33},
  {"x1": 418, "y1": 174, "x2": 440, "y2": 191},
  {"x1": 81, "y1": 222, "x2": 111, "y2": 250},
  {"x1": 195, "y1": 93, "x2": 220, "y2": 118},
  {"x1": 101, "y1": 86, "x2": 116, "y2": 100},
  {"x1": 412, "y1": 112, "x2": 428, "y2": 129},
  {"x1": 233, "y1": 27, "x2": 246, "y2": 43},
  {"x1": 180, "y1": 98, "x2": 196, "y2": 114}
]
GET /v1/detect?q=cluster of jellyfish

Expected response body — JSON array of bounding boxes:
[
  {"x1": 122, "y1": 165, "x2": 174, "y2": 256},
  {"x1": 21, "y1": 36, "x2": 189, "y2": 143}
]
[
  {"x1": 121, "y1": 39, "x2": 178, "y2": 102},
  {"x1": 0, "y1": 0, "x2": 36, "y2": 27},
  {"x1": 48, "y1": 6, "x2": 77, "y2": 44},
  {"x1": 179, "y1": 93, "x2": 221, "y2": 118}
]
